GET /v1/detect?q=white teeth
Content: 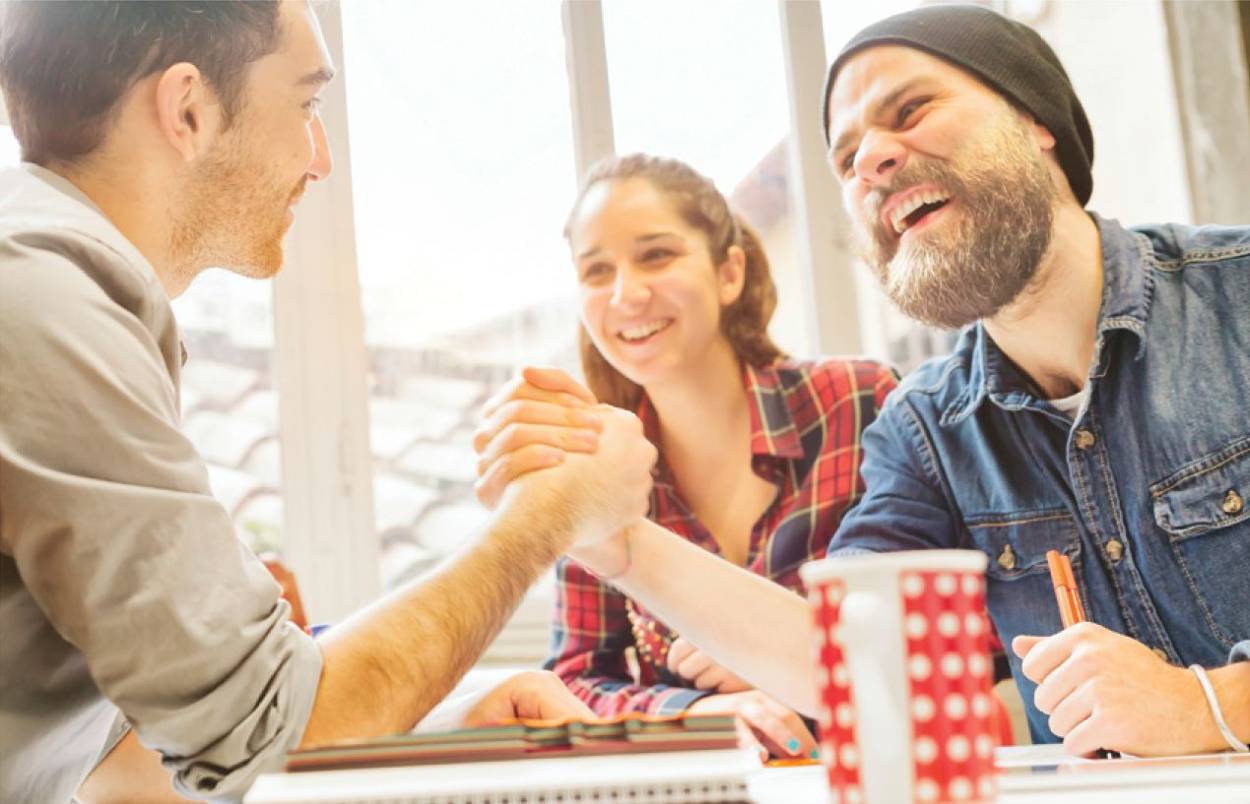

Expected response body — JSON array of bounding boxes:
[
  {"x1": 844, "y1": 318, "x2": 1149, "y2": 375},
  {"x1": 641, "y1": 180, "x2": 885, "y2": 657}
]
[
  {"x1": 619, "y1": 320, "x2": 670, "y2": 342},
  {"x1": 890, "y1": 189, "x2": 950, "y2": 235}
]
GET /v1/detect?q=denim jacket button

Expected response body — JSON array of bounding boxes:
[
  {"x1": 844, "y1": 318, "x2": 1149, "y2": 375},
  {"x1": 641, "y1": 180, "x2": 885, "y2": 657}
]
[
  {"x1": 997, "y1": 544, "x2": 1017, "y2": 570},
  {"x1": 1105, "y1": 539, "x2": 1124, "y2": 563},
  {"x1": 1222, "y1": 489, "x2": 1244, "y2": 515},
  {"x1": 1074, "y1": 429, "x2": 1096, "y2": 450}
]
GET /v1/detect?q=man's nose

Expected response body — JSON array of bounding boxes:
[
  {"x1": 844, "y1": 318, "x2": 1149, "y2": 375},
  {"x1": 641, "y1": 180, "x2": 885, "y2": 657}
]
[
  {"x1": 853, "y1": 128, "x2": 907, "y2": 188},
  {"x1": 308, "y1": 115, "x2": 333, "y2": 181}
]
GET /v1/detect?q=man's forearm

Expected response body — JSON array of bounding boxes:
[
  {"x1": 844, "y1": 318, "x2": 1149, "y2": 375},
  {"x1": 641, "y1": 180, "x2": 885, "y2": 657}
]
[
  {"x1": 300, "y1": 486, "x2": 572, "y2": 746},
  {"x1": 584, "y1": 519, "x2": 820, "y2": 717}
]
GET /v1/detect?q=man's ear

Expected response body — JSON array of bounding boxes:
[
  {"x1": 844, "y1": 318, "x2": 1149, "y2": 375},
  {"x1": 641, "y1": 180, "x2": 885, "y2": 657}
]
[
  {"x1": 1029, "y1": 119, "x2": 1057, "y2": 154},
  {"x1": 153, "y1": 63, "x2": 222, "y2": 162},
  {"x1": 718, "y1": 245, "x2": 748, "y2": 307}
]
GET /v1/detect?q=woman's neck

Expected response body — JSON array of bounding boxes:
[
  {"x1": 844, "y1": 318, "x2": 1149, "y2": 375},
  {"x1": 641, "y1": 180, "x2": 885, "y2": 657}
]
[{"x1": 645, "y1": 337, "x2": 750, "y2": 466}]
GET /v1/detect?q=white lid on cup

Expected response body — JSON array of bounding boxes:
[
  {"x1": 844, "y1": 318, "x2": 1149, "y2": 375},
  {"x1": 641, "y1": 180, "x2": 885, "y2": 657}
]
[{"x1": 800, "y1": 549, "x2": 987, "y2": 586}]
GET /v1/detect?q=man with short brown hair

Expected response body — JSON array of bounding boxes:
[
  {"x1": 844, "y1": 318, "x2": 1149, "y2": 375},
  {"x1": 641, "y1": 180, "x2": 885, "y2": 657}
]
[{"x1": 0, "y1": 3, "x2": 656, "y2": 801}]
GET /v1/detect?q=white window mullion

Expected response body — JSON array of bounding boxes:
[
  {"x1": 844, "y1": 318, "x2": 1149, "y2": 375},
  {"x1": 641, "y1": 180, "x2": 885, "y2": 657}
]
[
  {"x1": 562, "y1": 0, "x2": 614, "y2": 182},
  {"x1": 778, "y1": 0, "x2": 868, "y2": 357},
  {"x1": 273, "y1": 0, "x2": 379, "y2": 623}
]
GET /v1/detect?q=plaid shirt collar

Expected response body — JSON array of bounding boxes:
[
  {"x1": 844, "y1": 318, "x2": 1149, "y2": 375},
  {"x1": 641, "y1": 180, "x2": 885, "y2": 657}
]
[{"x1": 635, "y1": 360, "x2": 804, "y2": 462}]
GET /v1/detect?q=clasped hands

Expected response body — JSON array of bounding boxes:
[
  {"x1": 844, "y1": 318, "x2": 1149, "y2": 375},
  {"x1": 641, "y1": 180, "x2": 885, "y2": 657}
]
[
  {"x1": 473, "y1": 367, "x2": 655, "y2": 573},
  {"x1": 472, "y1": 366, "x2": 816, "y2": 758}
]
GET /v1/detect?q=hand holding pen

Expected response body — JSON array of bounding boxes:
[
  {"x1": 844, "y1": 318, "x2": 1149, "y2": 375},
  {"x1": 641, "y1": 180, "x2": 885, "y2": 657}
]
[{"x1": 1008, "y1": 548, "x2": 1235, "y2": 756}]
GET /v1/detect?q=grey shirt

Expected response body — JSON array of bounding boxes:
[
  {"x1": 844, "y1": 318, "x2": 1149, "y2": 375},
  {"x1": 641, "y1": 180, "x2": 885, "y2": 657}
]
[{"x1": 0, "y1": 164, "x2": 322, "y2": 802}]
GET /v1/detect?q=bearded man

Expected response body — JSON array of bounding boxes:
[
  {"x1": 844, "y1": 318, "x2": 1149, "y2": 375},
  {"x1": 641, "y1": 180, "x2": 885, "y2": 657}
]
[
  {"x1": 475, "y1": 6, "x2": 1250, "y2": 757},
  {"x1": 0, "y1": 3, "x2": 656, "y2": 802}
]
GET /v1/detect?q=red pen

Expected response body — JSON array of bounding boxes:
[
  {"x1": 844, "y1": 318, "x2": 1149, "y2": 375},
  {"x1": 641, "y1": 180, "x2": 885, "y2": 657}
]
[{"x1": 1045, "y1": 549, "x2": 1085, "y2": 628}]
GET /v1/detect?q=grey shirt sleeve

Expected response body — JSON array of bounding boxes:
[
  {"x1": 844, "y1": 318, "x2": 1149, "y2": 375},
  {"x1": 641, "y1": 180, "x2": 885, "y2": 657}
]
[
  {"x1": 1231, "y1": 641, "x2": 1250, "y2": 663},
  {"x1": 0, "y1": 237, "x2": 322, "y2": 799}
]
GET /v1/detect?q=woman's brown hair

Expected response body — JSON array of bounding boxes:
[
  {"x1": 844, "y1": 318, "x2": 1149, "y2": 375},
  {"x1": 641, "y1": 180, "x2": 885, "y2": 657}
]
[{"x1": 565, "y1": 154, "x2": 785, "y2": 410}]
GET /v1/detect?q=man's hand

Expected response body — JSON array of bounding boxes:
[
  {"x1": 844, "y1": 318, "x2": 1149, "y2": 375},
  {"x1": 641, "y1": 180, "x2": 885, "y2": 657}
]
[
  {"x1": 415, "y1": 670, "x2": 595, "y2": 733},
  {"x1": 1013, "y1": 622, "x2": 1226, "y2": 756},
  {"x1": 687, "y1": 690, "x2": 817, "y2": 759},
  {"x1": 460, "y1": 670, "x2": 595, "y2": 726},
  {"x1": 475, "y1": 367, "x2": 655, "y2": 554},
  {"x1": 667, "y1": 637, "x2": 753, "y2": 694},
  {"x1": 474, "y1": 367, "x2": 603, "y2": 509}
]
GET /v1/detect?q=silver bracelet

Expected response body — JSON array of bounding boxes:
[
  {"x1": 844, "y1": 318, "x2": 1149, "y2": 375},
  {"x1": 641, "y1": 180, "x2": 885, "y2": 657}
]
[{"x1": 1189, "y1": 664, "x2": 1250, "y2": 753}]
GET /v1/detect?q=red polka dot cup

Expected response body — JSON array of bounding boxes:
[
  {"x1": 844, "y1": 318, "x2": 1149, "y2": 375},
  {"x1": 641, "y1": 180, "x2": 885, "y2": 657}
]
[{"x1": 800, "y1": 551, "x2": 996, "y2": 803}]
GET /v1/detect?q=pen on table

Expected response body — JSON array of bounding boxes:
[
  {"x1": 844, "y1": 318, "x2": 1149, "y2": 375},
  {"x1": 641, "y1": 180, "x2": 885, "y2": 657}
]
[{"x1": 1045, "y1": 549, "x2": 1119, "y2": 759}]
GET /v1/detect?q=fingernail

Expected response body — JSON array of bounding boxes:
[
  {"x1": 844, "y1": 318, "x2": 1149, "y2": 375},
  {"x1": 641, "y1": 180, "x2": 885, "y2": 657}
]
[
  {"x1": 786, "y1": 738, "x2": 800, "y2": 754},
  {"x1": 809, "y1": 748, "x2": 820, "y2": 759}
]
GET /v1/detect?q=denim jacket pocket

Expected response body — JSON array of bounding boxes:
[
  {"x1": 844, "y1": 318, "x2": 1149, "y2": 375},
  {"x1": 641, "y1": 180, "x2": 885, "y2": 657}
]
[
  {"x1": 1151, "y1": 436, "x2": 1250, "y2": 648},
  {"x1": 966, "y1": 510, "x2": 1082, "y2": 636},
  {"x1": 966, "y1": 510, "x2": 1082, "y2": 743}
]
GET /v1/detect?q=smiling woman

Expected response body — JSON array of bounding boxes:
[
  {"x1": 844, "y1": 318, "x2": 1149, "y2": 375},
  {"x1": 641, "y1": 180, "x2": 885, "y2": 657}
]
[{"x1": 526, "y1": 153, "x2": 898, "y2": 759}]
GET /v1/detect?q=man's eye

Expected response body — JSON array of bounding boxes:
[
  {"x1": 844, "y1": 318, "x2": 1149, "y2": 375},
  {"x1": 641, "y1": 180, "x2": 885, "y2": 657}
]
[{"x1": 896, "y1": 98, "x2": 926, "y2": 126}]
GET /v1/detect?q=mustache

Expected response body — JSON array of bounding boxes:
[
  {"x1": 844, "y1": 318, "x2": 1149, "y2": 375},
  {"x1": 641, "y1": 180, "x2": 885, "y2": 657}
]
[{"x1": 289, "y1": 177, "x2": 308, "y2": 205}]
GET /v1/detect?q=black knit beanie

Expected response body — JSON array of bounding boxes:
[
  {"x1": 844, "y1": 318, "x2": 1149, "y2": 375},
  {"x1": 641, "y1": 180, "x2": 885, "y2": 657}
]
[{"x1": 822, "y1": 4, "x2": 1094, "y2": 206}]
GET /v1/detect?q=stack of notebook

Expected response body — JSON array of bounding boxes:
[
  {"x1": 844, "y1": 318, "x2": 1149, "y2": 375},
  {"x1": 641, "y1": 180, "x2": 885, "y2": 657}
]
[
  {"x1": 284, "y1": 712, "x2": 739, "y2": 771},
  {"x1": 245, "y1": 713, "x2": 758, "y2": 803}
]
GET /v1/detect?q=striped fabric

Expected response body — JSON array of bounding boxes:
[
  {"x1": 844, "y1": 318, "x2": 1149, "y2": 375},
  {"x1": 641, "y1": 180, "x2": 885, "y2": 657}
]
[{"x1": 545, "y1": 358, "x2": 899, "y2": 715}]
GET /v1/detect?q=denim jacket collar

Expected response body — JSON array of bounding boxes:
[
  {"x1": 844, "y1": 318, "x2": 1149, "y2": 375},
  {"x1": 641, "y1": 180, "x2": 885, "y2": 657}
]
[{"x1": 942, "y1": 214, "x2": 1155, "y2": 426}]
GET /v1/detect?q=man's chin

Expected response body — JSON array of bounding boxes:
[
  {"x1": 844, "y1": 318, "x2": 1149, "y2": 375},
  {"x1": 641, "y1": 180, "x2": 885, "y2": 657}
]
[{"x1": 219, "y1": 244, "x2": 285, "y2": 280}]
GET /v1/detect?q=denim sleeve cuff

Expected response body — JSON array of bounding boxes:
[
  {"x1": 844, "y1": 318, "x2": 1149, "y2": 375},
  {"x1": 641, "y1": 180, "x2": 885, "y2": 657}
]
[
  {"x1": 826, "y1": 544, "x2": 884, "y2": 559},
  {"x1": 653, "y1": 686, "x2": 714, "y2": 715},
  {"x1": 1230, "y1": 639, "x2": 1250, "y2": 663}
]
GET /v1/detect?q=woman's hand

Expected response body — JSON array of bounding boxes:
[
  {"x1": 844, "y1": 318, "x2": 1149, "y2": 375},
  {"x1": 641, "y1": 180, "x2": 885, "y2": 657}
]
[
  {"x1": 473, "y1": 367, "x2": 604, "y2": 509},
  {"x1": 686, "y1": 690, "x2": 817, "y2": 759},
  {"x1": 666, "y1": 637, "x2": 752, "y2": 694}
]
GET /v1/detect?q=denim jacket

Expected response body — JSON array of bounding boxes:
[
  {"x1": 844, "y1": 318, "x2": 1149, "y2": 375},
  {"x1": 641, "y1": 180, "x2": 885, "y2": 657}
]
[{"x1": 829, "y1": 214, "x2": 1250, "y2": 743}]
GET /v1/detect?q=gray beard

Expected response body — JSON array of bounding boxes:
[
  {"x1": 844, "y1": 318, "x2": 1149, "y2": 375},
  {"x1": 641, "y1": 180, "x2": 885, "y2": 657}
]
[{"x1": 854, "y1": 119, "x2": 1057, "y2": 330}]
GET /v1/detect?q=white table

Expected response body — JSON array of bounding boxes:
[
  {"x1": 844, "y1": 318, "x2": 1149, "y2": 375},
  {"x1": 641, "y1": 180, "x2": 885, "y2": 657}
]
[
  {"x1": 247, "y1": 745, "x2": 1250, "y2": 803},
  {"x1": 749, "y1": 746, "x2": 1250, "y2": 803}
]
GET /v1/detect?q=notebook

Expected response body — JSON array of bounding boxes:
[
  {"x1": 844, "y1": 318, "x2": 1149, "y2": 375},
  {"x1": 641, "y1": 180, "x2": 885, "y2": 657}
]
[
  {"x1": 246, "y1": 747, "x2": 758, "y2": 803},
  {"x1": 283, "y1": 713, "x2": 741, "y2": 771},
  {"x1": 244, "y1": 714, "x2": 758, "y2": 803}
]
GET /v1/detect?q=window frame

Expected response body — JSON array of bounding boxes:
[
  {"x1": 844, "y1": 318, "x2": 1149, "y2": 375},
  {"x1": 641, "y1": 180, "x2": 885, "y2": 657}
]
[{"x1": 279, "y1": 0, "x2": 868, "y2": 621}]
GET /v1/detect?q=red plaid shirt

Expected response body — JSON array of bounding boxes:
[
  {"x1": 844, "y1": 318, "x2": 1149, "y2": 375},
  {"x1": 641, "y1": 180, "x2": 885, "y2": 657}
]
[{"x1": 545, "y1": 358, "x2": 899, "y2": 715}]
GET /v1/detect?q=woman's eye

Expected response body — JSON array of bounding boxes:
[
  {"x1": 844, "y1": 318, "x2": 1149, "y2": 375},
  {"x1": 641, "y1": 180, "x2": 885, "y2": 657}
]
[
  {"x1": 641, "y1": 248, "x2": 673, "y2": 262},
  {"x1": 581, "y1": 263, "x2": 610, "y2": 281}
]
